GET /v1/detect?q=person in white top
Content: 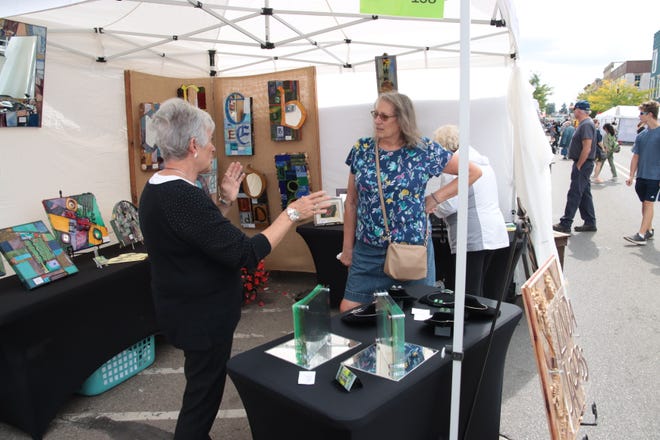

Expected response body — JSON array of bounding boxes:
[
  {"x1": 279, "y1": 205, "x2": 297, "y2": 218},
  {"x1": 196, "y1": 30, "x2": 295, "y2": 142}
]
[{"x1": 426, "y1": 124, "x2": 509, "y2": 298}]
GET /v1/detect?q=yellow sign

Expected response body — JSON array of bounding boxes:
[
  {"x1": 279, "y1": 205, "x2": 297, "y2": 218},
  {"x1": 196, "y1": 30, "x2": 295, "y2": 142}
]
[{"x1": 360, "y1": 0, "x2": 444, "y2": 19}]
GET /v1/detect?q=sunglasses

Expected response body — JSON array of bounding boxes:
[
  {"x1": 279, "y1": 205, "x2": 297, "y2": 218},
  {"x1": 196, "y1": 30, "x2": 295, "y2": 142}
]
[
  {"x1": 370, "y1": 110, "x2": 397, "y2": 121},
  {"x1": 640, "y1": 111, "x2": 649, "y2": 116}
]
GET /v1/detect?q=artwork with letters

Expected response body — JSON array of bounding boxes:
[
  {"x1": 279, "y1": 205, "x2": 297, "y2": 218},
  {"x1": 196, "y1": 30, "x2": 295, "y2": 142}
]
[
  {"x1": 268, "y1": 80, "x2": 306, "y2": 141},
  {"x1": 139, "y1": 102, "x2": 163, "y2": 171},
  {"x1": 224, "y1": 92, "x2": 254, "y2": 156},
  {"x1": 521, "y1": 255, "x2": 589, "y2": 440}
]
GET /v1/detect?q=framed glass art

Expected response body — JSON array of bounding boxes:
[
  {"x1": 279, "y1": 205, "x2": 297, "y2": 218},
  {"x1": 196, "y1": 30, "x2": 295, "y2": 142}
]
[
  {"x1": 0, "y1": 220, "x2": 78, "y2": 290},
  {"x1": 224, "y1": 92, "x2": 254, "y2": 156},
  {"x1": 42, "y1": 192, "x2": 110, "y2": 253}
]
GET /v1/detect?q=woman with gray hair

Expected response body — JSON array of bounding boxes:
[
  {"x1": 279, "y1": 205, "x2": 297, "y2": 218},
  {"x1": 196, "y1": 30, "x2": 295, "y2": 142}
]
[
  {"x1": 426, "y1": 124, "x2": 509, "y2": 299},
  {"x1": 138, "y1": 98, "x2": 330, "y2": 439},
  {"x1": 339, "y1": 92, "x2": 482, "y2": 312}
]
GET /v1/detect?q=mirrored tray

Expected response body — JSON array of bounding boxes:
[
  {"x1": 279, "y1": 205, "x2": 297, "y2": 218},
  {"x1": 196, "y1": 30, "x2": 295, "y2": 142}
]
[
  {"x1": 266, "y1": 334, "x2": 361, "y2": 370},
  {"x1": 342, "y1": 342, "x2": 438, "y2": 382}
]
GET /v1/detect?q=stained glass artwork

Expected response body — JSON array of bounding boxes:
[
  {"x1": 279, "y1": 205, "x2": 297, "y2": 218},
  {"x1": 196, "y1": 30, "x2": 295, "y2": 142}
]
[
  {"x1": 139, "y1": 102, "x2": 163, "y2": 171},
  {"x1": 0, "y1": 220, "x2": 78, "y2": 290},
  {"x1": 177, "y1": 84, "x2": 206, "y2": 109},
  {"x1": 110, "y1": 200, "x2": 143, "y2": 248},
  {"x1": 268, "y1": 80, "x2": 306, "y2": 141},
  {"x1": 375, "y1": 54, "x2": 398, "y2": 94},
  {"x1": 42, "y1": 192, "x2": 110, "y2": 253},
  {"x1": 196, "y1": 157, "x2": 218, "y2": 203},
  {"x1": 224, "y1": 92, "x2": 254, "y2": 156},
  {"x1": 274, "y1": 153, "x2": 311, "y2": 209}
]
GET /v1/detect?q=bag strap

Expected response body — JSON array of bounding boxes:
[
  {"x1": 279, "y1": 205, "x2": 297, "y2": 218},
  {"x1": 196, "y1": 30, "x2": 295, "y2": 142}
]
[{"x1": 374, "y1": 143, "x2": 428, "y2": 246}]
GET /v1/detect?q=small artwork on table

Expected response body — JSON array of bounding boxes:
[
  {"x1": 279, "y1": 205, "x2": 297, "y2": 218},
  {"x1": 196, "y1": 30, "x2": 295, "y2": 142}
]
[
  {"x1": 268, "y1": 80, "x2": 306, "y2": 141},
  {"x1": 139, "y1": 102, "x2": 163, "y2": 171},
  {"x1": 224, "y1": 92, "x2": 254, "y2": 156},
  {"x1": 274, "y1": 153, "x2": 311, "y2": 209},
  {"x1": 110, "y1": 200, "x2": 143, "y2": 248},
  {"x1": 42, "y1": 192, "x2": 110, "y2": 253},
  {"x1": 314, "y1": 197, "x2": 344, "y2": 226},
  {"x1": 0, "y1": 220, "x2": 79, "y2": 290}
]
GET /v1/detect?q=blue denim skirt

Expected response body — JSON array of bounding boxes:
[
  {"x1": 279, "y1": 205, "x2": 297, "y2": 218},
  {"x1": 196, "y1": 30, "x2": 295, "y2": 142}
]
[{"x1": 343, "y1": 240, "x2": 436, "y2": 304}]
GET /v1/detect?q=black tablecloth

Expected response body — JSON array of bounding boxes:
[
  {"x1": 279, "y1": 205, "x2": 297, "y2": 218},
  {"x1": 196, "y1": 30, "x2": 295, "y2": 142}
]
[
  {"x1": 227, "y1": 285, "x2": 522, "y2": 440},
  {"x1": 0, "y1": 244, "x2": 157, "y2": 439}
]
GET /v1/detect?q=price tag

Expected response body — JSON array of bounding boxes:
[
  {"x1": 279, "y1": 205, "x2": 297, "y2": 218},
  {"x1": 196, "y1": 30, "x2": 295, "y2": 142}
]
[{"x1": 360, "y1": 0, "x2": 444, "y2": 19}]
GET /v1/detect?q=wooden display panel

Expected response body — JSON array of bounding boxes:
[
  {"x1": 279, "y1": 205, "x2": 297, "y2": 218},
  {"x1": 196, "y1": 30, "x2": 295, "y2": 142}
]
[
  {"x1": 521, "y1": 255, "x2": 589, "y2": 440},
  {"x1": 124, "y1": 67, "x2": 321, "y2": 272}
]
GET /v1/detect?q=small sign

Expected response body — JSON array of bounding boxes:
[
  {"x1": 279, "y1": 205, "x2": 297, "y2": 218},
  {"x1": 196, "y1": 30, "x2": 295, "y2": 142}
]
[
  {"x1": 335, "y1": 364, "x2": 362, "y2": 392},
  {"x1": 360, "y1": 0, "x2": 444, "y2": 19}
]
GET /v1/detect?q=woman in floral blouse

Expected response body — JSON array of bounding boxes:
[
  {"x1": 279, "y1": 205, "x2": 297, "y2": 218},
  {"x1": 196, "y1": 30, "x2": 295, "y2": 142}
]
[{"x1": 338, "y1": 92, "x2": 482, "y2": 312}]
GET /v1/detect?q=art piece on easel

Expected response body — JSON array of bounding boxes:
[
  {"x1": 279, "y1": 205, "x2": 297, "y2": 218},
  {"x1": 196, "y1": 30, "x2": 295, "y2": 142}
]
[
  {"x1": 177, "y1": 84, "x2": 206, "y2": 109},
  {"x1": 110, "y1": 201, "x2": 143, "y2": 248},
  {"x1": 375, "y1": 54, "x2": 398, "y2": 94},
  {"x1": 42, "y1": 192, "x2": 110, "y2": 253},
  {"x1": 274, "y1": 153, "x2": 311, "y2": 209},
  {"x1": 237, "y1": 165, "x2": 270, "y2": 229},
  {"x1": 0, "y1": 220, "x2": 79, "y2": 290},
  {"x1": 139, "y1": 102, "x2": 163, "y2": 171},
  {"x1": 268, "y1": 80, "x2": 307, "y2": 141},
  {"x1": 224, "y1": 92, "x2": 254, "y2": 156},
  {"x1": 521, "y1": 255, "x2": 589, "y2": 440}
]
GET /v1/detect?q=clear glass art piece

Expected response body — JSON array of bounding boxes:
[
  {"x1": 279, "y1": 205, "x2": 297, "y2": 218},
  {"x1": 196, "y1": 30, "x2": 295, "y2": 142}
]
[
  {"x1": 266, "y1": 284, "x2": 359, "y2": 369},
  {"x1": 343, "y1": 291, "x2": 437, "y2": 381}
]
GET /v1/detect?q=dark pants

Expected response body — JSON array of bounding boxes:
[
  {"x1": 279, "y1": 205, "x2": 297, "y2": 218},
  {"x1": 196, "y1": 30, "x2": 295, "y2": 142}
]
[
  {"x1": 454, "y1": 249, "x2": 496, "y2": 298},
  {"x1": 560, "y1": 160, "x2": 596, "y2": 227},
  {"x1": 174, "y1": 339, "x2": 234, "y2": 440}
]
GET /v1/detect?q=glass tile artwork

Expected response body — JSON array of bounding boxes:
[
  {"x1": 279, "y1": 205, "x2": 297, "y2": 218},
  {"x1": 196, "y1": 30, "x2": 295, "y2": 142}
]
[
  {"x1": 267, "y1": 80, "x2": 306, "y2": 141},
  {"x1": 274, "y1": 153, "x2": 311, "y2": 209},
  {"x1": 0, "y1": 220, "x2": 78, "y2": 289},
  {"x1": 110, "y1": 200, "x2": 143, "y2": 248},
  {"x1": 42, "y1": 192, "x2": 110, "y2": 253}
]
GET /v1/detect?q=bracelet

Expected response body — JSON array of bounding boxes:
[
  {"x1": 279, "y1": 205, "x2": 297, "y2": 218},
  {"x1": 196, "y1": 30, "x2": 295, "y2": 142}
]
[
  {"x1": 220, "y1": 198, "x2": 233, "y2": 206},
  {"x1": 430, "y1": 193, "x2": 440, "y2": 204}
]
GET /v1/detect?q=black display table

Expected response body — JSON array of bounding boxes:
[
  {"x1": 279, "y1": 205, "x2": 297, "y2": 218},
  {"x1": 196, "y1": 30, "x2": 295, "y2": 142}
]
[
  {"x1": 227, "y1": 285, "x2": 522, "y2": 440},
  {"x1": 0, "y1": 244, "x2": 157, "y2": 440}
]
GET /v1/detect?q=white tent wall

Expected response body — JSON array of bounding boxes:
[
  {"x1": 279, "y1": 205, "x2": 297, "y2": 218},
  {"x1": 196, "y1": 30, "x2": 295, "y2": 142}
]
[{"x1": 596, "y1": 105, "x2": 640, "y2": 143}]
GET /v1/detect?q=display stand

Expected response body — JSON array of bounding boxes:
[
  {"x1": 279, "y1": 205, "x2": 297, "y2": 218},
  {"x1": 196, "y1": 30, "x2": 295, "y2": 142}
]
[
  {"x1": 266, "y1": 285, "x2": 358, "y2": 370},
  {"x1": 343, "y1": 292, "x2": 437, "y2": 381}
]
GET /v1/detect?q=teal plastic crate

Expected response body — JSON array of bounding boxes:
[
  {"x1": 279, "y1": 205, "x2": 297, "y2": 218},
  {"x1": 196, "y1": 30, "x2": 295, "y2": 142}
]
[{"x1": 79, "y1": 335, "x2": 155, "y2": 396}]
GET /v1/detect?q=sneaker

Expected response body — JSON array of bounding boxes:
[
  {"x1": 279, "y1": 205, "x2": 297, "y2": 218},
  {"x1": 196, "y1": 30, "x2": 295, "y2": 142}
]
[
  {"x1": 553, "y1": 223, "x2": 571, "y2": 234},
  {"x1": 624, "y1": 233, "x2": 647, "y2": 245},
  {"x1": 574, "y1": 224, "x2": 597, "y2": 232},
  {"x1": 645, "y1": 229, "x2": 654, "y2": 240}
]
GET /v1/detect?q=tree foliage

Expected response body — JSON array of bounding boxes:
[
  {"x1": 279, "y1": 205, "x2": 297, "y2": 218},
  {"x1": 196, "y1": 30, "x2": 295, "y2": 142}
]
[
  {"x1": 529, "y1": 73, "x2": 553, "y2": 113},
  {"x1": 577, "y1": 79, "x2": 648, "y2": 114}
]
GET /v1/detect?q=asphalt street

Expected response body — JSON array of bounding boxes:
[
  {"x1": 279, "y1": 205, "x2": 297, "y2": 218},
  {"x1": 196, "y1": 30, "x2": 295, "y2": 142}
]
[{"x1": 1, "y1": 143, "x2": 658, "y2": 440}]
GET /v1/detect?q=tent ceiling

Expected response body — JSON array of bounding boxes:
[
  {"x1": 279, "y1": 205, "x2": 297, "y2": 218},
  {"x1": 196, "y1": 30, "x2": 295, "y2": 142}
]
[{"x1": 11, "y1": 0, "x2": 518, "y2": 76}]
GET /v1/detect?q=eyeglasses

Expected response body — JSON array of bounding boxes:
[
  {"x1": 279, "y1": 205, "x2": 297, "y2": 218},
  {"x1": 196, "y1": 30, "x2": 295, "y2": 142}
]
[
  {"x1": 370, "y1": 110, "x2": 397, "y2": 121},
  {"x1": 640, "y1": 111, "x2": 649, "y2": 116}
]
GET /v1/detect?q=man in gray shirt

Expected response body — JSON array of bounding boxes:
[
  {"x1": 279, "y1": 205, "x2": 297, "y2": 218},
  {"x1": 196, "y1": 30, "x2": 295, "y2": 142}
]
[{"x1": 553, "y1": 100, "x2": 597, "y2": 234}]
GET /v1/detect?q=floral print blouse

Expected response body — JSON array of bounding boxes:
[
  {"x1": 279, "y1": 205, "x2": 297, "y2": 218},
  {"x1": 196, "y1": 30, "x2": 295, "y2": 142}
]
[{"x1": 345, "y1": 136, "x2": 452, "y2": 247}]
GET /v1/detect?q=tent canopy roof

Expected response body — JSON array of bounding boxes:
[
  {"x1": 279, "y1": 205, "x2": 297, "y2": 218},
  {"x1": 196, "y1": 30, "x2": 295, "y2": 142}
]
[
  {"x1": 597, "y1": 105, "x2": 640, "y2": 119},
  {"x1": 10, "y1": 0, "x2": 519, "y2": 77}
]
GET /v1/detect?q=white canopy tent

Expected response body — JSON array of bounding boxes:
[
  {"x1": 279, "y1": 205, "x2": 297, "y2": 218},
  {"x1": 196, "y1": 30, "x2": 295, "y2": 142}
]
[
  {"x1": 596, "y1": 105, "x2": 640, "y2": 143},
  {"x1": 2, "y1": 1, "x2": 557, "y2": 438}
]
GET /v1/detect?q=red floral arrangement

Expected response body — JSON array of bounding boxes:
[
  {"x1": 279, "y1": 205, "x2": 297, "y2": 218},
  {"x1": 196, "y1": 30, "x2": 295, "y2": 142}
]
[{"x1": 241, "y1": 260, "x2": 270, "y2": 306}]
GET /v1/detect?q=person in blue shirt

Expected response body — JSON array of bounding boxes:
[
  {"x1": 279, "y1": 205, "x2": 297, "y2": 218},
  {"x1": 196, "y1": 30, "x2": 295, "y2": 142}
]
[
  {"x1": 338, "y1": 92, "x2": 482, "y2": 312},
  {"x1": 624, "y1": 100, "x2": 660, "y2": 245}
]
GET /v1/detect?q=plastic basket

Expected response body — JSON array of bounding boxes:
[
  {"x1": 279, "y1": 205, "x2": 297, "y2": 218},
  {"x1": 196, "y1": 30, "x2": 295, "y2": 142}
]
[{"x1": 78, "y1": 335, "x2": 155, "y2": 396}]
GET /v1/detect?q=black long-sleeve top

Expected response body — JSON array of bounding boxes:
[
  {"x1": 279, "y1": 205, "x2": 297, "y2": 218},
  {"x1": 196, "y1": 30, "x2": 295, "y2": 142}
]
[{"x1": 138, "y1": 178, "x2": 271, "y2": 350}]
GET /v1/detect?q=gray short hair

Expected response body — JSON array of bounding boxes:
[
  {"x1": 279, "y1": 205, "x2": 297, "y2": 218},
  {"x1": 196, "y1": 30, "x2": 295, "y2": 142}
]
[
  {"x1": 153, "y1": 98, "x2": 215, "y2": 161},
  {"x1": 433, "y1": 124, "x2": 459, "y2": 152},
  {"x1": 375, "y1": 92, "x2": 421, "y2": 147}
]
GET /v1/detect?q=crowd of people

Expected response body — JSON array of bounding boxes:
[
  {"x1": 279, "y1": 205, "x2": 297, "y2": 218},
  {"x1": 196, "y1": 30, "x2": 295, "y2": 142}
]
[{"x1": 551, "y1": 99, "x2": 659, "y2": 246}]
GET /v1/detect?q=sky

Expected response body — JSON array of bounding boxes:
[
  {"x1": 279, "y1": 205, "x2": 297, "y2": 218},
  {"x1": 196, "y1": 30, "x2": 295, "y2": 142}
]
[{"x1": 513, "y1": 0, "x2": 660, "y2": 108}]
